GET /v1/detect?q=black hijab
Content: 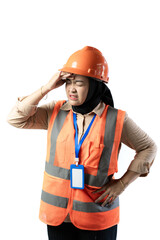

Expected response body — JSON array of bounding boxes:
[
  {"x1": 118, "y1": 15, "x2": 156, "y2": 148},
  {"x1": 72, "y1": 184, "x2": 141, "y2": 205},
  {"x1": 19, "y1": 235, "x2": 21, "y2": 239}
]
[{"x1": 72, "y1": 77, "x2": 114, "y2": 115}]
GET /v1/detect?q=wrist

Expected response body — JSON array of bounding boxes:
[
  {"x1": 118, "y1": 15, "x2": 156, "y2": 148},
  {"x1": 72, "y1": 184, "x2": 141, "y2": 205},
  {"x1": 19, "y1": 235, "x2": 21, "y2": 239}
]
[
  {"x1": 41, "y1": 84, "x2": 51, "y2": 96},
  {"x1": 120, "y1": 170, "x2": 140, "y2": 189},
  {"x1": 119, "y1": 179, "x2": 126, "y2": 191}
]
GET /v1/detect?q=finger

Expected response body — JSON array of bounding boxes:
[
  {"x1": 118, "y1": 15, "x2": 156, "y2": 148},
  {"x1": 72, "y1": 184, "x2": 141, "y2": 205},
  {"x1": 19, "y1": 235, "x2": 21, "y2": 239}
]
[
  {"x1": 61, "y1": 74, "x2": 72, "y2": 78},
  {"x1": 60, "y1": 72, "x2": 72, "y2": 77},
  {"x1": 94, "y1": 191, "x2": 109, "y2": 203},
  {"x1": 61, "y1": 75, "x2": 74, "y2": 81},
  {"x1": 106, "y1": 196, "x2": 117, "y2": 207},
  {"x1": 92, "y1": 186, "x2": 106, "y2": 194},
  {"x1": 101, "y1": 195, "x2": 113, "y2": 207},
  {"x1": 104, "y1": 194, "x2": 118, "y2": 207},
  {"x1": 60, "y1": 71, "x2": 69, "y2": 75},
  {"x1": 63, "y1": 72, "x2": 75, "y2": 78},
  {"x1": 57, "y1": 71, "x2": 63, "y2": 76}
]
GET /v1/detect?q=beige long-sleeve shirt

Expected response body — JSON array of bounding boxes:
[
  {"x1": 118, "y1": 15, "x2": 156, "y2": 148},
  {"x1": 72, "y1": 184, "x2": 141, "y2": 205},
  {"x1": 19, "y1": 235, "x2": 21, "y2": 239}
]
[
  {"x1": 7, "y1": 97, "x2": 157, "y2": 223},
  {"x1": 7, "y1": 97, "x2": 157, "y2": 177}
]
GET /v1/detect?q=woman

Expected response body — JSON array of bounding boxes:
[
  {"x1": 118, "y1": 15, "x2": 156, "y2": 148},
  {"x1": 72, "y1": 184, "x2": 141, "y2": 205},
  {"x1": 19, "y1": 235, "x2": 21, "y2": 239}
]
[{"x1": 7, "y1": 46, "x2": 157, "y2": 240}]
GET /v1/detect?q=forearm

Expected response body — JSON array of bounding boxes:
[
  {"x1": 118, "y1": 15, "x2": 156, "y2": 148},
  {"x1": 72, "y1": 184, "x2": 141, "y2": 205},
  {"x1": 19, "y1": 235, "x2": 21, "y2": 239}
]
[
  {"x1": 120, "y1": 170, "x2": 140, "y2": 189},
  {"x1": 21, "y1": 84, "x2": 50, "y2": 106},
  {"x1": 7, "y1": 72, "x2": 71, "y2": 129},
  {"x1": 7, "y1": 84, "x2": 50, "y2": 127},
  {"x1": 121, "y1": 114, "x2": 157, "y2": 177},
  {"x1": 21, "y1": 71, "x2": 70, "y2": 106}
]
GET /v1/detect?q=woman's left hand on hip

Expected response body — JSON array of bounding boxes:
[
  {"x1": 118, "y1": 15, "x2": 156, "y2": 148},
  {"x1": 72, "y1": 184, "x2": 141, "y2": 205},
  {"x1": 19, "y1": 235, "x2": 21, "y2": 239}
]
[{"x1": 92, "y1": 179, "x2": 125, "y2": 207}]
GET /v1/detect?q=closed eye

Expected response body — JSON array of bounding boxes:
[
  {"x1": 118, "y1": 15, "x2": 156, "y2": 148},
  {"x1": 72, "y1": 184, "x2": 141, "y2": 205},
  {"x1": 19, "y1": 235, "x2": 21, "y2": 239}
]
[
  {"x1": 66, "y1": 78, "x2": 71, "y2": 83},
  {"x1": 65, "y1": 79, "x2": 84, "y2": 86},
  {"x1": 75, "y1": 80, "x2": 84, "y2": 86}
]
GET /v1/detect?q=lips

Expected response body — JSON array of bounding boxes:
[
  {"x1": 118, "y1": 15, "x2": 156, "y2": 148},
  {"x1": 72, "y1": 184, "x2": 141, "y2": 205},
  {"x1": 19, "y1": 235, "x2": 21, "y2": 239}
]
[{"x1": 69, "y1": 95, "x2": 78, "y2": 100}]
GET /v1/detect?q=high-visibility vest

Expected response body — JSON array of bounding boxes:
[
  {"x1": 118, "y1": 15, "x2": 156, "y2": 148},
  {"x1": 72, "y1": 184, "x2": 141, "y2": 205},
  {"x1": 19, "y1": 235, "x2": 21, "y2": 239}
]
[{"x1": 39, "y1": 100, "x2": 126, "y2": 230}]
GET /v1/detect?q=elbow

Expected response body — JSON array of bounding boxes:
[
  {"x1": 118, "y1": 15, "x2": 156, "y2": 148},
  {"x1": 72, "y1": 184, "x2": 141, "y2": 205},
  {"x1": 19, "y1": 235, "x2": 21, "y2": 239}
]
[
  {"x1": 6, "y1": 116, "x2": 27, "y2": 129},
  {"x1": 140, "y1": 143, "x2": 157, "y2": 177},
  {"x1": 6, "y1": 115, "x2": 16, "y2": 127},
  {"x1": 152, "y1": 141, "x2": 158, "y2": 155}
]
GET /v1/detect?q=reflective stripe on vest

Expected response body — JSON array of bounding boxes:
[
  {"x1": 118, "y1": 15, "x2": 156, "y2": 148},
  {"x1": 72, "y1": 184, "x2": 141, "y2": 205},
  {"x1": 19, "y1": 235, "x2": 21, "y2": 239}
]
[
  {"x1": 72, "y1": 198, "x2": 119, "y2": 213},
  {"x1": 39, "y1": 100, "x2": 125, "y2": 229},
  {"x1": 45, "y1": 104, "x2": 119, "y2": 187},
  {"x1": 41, "y1": 190, "x2": 68, "y2": 209},
  {"x1": 45, "y1": 109, "x2": 70, "y2": 179},
  {"x1": 41, "y1": 189, "x2": 119, "y2": 213}
]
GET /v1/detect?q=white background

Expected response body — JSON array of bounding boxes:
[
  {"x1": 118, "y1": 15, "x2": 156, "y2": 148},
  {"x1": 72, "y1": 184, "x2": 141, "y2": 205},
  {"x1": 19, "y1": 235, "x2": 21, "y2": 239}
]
[{"x1": 0, "y1": 0, "x2": 160, "y2": 239}]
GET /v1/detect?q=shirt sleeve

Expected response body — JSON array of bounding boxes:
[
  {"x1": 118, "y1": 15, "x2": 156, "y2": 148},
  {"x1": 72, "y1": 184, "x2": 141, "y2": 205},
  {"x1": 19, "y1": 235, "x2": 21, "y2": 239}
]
[
  {"x1": 121, "y1": 113, "x2": 157, "y2": 177},
  {"x1": 7, "y1": 96, "x2": 56, "y2": 130}
]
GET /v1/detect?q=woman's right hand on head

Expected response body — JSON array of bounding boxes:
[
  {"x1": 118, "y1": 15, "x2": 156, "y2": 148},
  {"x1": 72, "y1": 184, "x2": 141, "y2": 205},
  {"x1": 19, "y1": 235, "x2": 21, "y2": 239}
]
[{"x1": 45, "y1": 71, "x2": 73, "y2": 91}]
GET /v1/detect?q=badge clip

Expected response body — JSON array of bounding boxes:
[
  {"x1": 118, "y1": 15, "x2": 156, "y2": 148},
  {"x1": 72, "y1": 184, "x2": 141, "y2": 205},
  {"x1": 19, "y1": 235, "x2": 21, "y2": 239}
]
[{"x1": 75, "y1": 157, "x2": 79, "y2": 166}]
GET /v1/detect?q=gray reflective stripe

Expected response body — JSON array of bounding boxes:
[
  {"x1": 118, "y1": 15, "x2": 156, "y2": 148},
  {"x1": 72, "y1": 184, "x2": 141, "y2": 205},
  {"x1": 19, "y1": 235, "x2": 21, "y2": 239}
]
[
  {"x1": 99, "y1": 106, "x2": 118, "y2": 175},
  {"x1": 72, "y1": 197, "x2": 119, "y2": 213},
  {"x1": 41, "y1": 190, "x2": 68, "y2": 208},
  {"x1": 99, "y1": 106, "x2": 118, "y2": 174},
  {"x1": 48, "y1": 109, "x2": 69, "y2": 166},
  {"x1": 45, "y1": 163, "x2": 70, "y2": 180},
  {"x1": 85, "y1": 106, "x2": 118, "y2": 187},
  {"x1": 85, "y1": 173, "x2": 113, "y2": 187}
]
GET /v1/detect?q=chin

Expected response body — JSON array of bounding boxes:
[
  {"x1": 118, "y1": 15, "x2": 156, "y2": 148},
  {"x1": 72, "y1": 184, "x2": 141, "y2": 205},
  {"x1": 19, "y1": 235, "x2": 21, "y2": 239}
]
[{"x1": 68, "y1": 99, "x2": 81, "y2": 106}]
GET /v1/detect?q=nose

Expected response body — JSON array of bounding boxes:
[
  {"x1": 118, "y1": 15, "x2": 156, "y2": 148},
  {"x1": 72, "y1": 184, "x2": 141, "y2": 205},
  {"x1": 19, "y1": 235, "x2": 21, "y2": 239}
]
[
  {"x1": 68, "y1": 82, "x2": 77, "y2": 93},
  {"x1": 70, "y1": 85, "x2": 77, "y2": 93}
]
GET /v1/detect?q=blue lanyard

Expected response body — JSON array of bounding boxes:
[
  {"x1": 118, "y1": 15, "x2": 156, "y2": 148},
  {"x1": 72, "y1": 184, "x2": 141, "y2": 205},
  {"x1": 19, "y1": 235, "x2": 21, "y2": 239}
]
[{"x1": 73, "y1": 113, "x2": 96, "y2": 165}]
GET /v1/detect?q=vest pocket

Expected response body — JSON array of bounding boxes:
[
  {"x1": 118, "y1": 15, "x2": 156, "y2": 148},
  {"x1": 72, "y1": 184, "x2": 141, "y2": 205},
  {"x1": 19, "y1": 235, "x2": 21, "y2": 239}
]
[
  {"x1": 54, "y1": 134, "x2": 69, "y2": 165},
  {"x1": 42, "y1": 171, "x2": 70, "y2": 199},
  {"x1": 83, "y1": 142, "x2": 105, "y2": 169}
]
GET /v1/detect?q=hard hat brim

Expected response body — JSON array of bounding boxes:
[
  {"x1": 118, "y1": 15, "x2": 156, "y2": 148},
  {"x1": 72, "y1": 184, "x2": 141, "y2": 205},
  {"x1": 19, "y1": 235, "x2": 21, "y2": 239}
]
[{"x1": 58, "y1": 67, "x2": 109, "y2": 83}]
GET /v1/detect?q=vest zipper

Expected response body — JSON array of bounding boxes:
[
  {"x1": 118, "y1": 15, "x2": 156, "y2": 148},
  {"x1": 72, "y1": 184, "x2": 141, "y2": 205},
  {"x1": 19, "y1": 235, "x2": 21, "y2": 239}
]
[{"x1": 66, "y1": 188, "x2": 73, "y2": 214}]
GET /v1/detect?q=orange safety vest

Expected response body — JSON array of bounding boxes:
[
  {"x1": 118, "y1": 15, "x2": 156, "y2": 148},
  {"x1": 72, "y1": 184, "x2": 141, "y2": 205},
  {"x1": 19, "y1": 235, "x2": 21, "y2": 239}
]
[{"x1": 39, "y1": 100, "x2": 126, "y2": 231}]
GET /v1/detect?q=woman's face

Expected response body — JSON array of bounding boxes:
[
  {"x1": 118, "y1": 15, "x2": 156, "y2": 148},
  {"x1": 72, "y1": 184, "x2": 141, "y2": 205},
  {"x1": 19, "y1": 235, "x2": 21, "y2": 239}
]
[{"x1": 65, "y1": 74, "x2": 89, "y2": 106}]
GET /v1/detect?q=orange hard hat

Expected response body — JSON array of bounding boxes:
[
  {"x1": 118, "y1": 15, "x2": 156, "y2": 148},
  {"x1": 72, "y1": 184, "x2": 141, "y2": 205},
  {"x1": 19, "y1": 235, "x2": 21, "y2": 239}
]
[{"x1": 58, "y1": 46, "x2": 109, "y2": 83}]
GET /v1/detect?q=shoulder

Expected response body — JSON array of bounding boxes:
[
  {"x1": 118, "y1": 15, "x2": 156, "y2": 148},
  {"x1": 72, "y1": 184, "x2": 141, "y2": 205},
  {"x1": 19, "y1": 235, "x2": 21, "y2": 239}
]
[
  {"x1": 40, "y1": 100, "x2": 67, "y2": 111},
  {"x1": 106, "y1": 105, "x2": 126, "y2": 121}
]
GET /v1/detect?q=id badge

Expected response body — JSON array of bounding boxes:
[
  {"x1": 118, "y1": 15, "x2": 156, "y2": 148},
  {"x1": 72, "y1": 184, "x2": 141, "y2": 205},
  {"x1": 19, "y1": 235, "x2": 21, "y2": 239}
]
[{"x1": 70, "y1": 164, "x2": 84, "y2": 189}]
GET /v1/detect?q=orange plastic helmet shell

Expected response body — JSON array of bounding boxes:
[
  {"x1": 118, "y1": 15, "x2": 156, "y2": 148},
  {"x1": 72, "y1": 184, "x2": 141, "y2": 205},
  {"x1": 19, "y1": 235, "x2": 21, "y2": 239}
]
[{"x1": 58, "y1": 46, "x2": 109, "y2": 83}]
